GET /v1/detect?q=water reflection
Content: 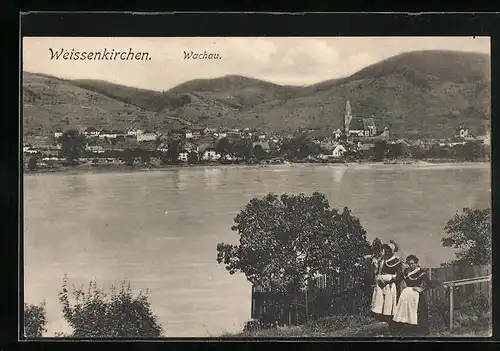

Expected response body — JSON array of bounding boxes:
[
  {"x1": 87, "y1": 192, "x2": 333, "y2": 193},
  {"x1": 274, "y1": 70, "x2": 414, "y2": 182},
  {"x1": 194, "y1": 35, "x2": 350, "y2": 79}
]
[
  {"x1": 332, "y1": 166, "x2": 347, "y2": 184},
  {"x1": 60, "y1": 175, "x2": 88, "y2": 197},
  {"x1": 203, "y1": 167, "x2": 222, "y2": 189}
]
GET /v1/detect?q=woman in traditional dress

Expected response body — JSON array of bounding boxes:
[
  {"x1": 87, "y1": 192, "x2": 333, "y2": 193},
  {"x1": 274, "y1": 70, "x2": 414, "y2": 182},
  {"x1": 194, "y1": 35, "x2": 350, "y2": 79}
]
[
  {"x1": 370, "y1": 242, "x2": 403, "y2": 322},
  {"x1": 392, "y1": 255, "x2": 430, "y2": 336}
]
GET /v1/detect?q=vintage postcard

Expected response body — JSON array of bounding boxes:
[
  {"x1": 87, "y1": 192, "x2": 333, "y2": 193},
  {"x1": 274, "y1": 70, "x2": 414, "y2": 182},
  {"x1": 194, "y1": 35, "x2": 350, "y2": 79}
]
[{"x1": 22, "y1": 35, "x2": 491, "y2": 339}]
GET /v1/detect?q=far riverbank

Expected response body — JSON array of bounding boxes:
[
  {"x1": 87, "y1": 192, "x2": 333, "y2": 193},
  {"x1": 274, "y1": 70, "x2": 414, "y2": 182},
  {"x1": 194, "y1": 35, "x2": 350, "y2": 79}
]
[{"x1": 23, "y1": 159, "x2": 490, "y2": 176}]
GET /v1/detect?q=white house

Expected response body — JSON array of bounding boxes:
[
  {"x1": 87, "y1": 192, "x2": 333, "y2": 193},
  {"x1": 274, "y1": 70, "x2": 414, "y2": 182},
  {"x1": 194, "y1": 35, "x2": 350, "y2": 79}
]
[
  {"x1": 185, "y1": 131, "x2": 194, "y2": 139},
  {"x1": 178, "y1": 151, "x2": 189, "y2": 162},
  {"x1": 23, "y1": 146, "x2": 38, "y2": 154},
  {"x1": 99, "y1": 131, "x2": 119, "y2": 139},
  {"x1": 86, "y1": 145, "x2": 105, "y2": 153},
  {"x1": 348, "y1": 130, "x2": 364, "y2": 137},
  {"x1": 331, "y1": 144, "x2": 347, "y2": 158},
  {"x1": 201, "y1": 148, "x2": 221, "y2": 162},
  {"x1": 83, "y1": 127, "x2": 100, "y2": 137},
  {"x1": 157, "y1": 143, "x2": 168, "y2": 153},
  {"x1": 127, "y1": 129, "x2": 142, "y2": 137},
  {"x1": 192, "y1": 131, "x2": 201, "y2": 139},
  {"x1": 218, "y1": 132, "x2": 227, "y2": 139},
  {"x1": 54, "y1": 131, "x2": 63, "y2": 139},
  {"x1": 222, "y1": 154, "x2": 235, "y2": 162},
  {"x1": 137, "y1": 130, "x2": 158, "y2": 142}
]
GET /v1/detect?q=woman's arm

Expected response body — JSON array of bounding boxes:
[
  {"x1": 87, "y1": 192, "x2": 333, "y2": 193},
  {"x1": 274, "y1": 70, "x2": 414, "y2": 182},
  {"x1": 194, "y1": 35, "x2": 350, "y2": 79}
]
[
  {"x1": 393, "y1": 264, "x2": 405, "y2": 284},
  {"x1": 412, "y1": 273, "x2": 429, "y2": 293}
]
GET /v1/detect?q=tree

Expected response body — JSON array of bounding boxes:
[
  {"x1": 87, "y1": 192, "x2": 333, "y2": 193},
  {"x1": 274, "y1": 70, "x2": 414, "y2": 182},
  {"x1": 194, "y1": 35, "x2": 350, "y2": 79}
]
[
  {"x1": 187, "y1": 151, "x2": 199, "y2": 164},
  {"x1": 59, "y1": 129, "x2": 87, "y2": 165},
  {"x1": 216, "y1": 137, "x2": 233, "y2": 158},
  {"x1": 58, "y1": 275, "x2": 163, "y2": 338},
  {"x1": 252, "y1": 145, "x2": 266, "y2": 160},
  {"x1": 233, "y1": 138, "x2": 253, "y2": 161},
  {"x1": 27, "y1": 156, "x2": 38, "y2": 171},
  {"x1": 459, "y1": 141, "x2": 487, "y2": 161},
  {"x1": 216, "y1": 192, "x2": 371, "y2": 312},
  {"x1": 121, "y1": 149, "x2": 135, "y2": 166},
  {"x1": 426, "y1": 145, "x2": 450, "y2": 159},
  {"x1": 371, "y1": 238, "x2": 383, "y2": 257},
  {"x1": 281, "y1": 136, "x2": 320, "y2": 159},
  {"x1": 162, "y1": 139, "x2": 182, "y2": 165},
  {"x1": 140, "y1": 152, "x2": 151, "y2": 164},
  {"x1": 388, "y1": 143, "x2": 403, "y2": 159},
  {"x1": 442, "y1": 208, "x2": 491, "y2": 265},
  {"x1": 374, "y1": 141, "x2": 387, "y2": 161},
  {"x1": 24, "y1": 302, "x2": 47, "y2": 338}
]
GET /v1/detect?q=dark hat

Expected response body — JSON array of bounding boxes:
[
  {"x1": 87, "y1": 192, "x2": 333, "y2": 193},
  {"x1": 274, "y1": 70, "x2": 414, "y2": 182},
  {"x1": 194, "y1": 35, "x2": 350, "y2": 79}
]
[{"x1": 388, "y1": 240, "x2": 398, "y2": 253}]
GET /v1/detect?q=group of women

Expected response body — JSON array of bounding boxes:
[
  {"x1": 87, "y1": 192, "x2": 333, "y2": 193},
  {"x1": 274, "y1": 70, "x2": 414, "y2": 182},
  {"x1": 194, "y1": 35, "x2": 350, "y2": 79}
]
[{"x1": 370, "y1": 240, "x2": 430, "y2": 336}]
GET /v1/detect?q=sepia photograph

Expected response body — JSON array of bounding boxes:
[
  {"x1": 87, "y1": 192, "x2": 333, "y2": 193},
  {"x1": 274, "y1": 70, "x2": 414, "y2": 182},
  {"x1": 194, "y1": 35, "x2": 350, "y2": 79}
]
[{"x1": 22, "y1": 36, "x2": 491, "y2": 339}]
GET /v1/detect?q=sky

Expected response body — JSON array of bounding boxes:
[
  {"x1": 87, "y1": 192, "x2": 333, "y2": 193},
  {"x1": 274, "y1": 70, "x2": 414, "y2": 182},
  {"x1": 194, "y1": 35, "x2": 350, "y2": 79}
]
[{"x1": 23, "y1": 37, "x2": 490, "y2": 91}]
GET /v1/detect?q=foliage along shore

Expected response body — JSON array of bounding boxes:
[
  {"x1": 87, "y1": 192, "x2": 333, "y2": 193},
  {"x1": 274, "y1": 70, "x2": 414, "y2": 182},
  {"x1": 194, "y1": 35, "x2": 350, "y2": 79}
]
[{"x1": 23, "y1": 158, "x2": 490, "y2": 175}]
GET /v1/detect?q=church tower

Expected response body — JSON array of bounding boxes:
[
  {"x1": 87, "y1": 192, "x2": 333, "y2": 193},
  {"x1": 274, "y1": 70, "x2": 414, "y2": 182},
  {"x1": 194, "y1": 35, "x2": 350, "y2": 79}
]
[{"x1": 344, "y1": 100, "x2": 352, "y2": 135}]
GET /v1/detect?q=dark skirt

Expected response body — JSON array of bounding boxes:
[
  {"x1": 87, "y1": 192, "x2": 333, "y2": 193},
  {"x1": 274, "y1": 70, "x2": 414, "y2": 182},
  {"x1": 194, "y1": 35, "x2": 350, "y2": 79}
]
[{"x1": 392, "y1": 293, "x2": 429, "y2": 337}]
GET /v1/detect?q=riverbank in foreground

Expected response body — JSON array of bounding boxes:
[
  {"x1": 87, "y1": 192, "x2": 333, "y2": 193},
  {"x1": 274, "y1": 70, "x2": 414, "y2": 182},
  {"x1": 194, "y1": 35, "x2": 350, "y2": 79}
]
[
  {"x1": 23, "y1": 159, "x2": 490, "y2": 175},
  {"x1": 221, "y1": 311, "x2": 491, "y2": 338}
]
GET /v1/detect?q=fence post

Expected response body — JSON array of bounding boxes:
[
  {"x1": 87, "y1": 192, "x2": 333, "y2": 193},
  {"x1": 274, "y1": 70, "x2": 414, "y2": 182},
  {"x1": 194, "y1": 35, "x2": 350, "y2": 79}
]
[
  {"x1": 305, "y1": 288, "x2": 309, "y2": 322},
  {"x1": 449, "y1": 285, "x2": 454, "y2": 332},
  {"x1": 251, "y1": 285, "x2": 254, "y2": 319}
]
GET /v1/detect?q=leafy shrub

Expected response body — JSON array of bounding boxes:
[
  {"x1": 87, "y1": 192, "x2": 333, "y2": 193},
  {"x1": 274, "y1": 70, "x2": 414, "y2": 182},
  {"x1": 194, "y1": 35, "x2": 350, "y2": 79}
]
[
  {"x1": 27, "y1": 156, "x2": 38, "y2": 171},
  {"x1": 428, "y1": 294, "x2": 491, "y2": 332},
  {"x1": 58, "y1": 275, "x2": 163, "y2": 338},
  {"x1": 243, "y1": 319, "x2": 262, "y2": 333},
  {"x1": 24, "y1": 302, "x2": 47, "y2": 338}
]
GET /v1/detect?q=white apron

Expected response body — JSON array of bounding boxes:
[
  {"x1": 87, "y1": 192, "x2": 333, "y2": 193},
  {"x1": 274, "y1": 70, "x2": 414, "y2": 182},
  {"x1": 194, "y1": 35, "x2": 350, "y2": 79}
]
[
  {"x1": 371, "y1": 274, "x2": 397, "y2": 316},
  {"x1": 393, "y1": 287, "x2": 420, "y2": 325}
]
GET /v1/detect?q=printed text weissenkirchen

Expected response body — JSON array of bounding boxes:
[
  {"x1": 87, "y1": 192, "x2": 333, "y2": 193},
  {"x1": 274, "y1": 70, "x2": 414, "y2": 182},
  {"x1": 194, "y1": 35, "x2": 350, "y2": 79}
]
[{"x1": 49, "y1": 48, "x2": 151, "y2": 61}]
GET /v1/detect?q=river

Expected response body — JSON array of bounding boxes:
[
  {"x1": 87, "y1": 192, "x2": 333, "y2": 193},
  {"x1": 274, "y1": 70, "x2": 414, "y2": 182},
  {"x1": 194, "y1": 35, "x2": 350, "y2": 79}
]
[{"x1": 23, "y1": 163, "x2": 491, "y2": 337}]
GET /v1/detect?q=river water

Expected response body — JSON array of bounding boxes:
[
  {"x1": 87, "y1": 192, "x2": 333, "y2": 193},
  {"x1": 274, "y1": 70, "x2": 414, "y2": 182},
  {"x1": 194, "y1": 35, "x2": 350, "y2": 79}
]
[{"x1": 23, "y1": 163, "x2": 490, "y2": 337}]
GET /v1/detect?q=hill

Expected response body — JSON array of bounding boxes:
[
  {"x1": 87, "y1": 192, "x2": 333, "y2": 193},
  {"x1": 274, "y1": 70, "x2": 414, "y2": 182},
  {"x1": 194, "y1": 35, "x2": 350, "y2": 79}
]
[
  {"x1": 22, "y1": 50, "x2": 491, "y2": 138},
  {"x1": 22, "y1": 73, "x2": 192, "y2": 136}
]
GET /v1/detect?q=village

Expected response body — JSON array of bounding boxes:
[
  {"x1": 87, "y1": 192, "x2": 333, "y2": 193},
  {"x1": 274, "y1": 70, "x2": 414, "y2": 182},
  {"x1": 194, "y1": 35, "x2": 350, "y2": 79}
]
[{"x1": 22, "y1": 101, "x2": 491, "y2": 171}]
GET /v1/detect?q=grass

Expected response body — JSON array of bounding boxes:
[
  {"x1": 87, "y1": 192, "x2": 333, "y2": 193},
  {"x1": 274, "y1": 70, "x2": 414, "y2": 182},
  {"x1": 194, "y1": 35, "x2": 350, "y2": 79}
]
[
  {"x1": 427, "y1": 297, "x2": 492, "y2": 337},
  {"x1": 222, "y1": 300, "x2": 492, "y2": 338},
  {"x1": 223, "y1": 314, "x2": 380, "y2": 338}
]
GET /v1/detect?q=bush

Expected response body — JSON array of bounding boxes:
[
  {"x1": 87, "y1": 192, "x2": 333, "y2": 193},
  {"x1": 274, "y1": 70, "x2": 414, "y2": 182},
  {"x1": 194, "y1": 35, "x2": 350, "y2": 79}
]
[
  {"x1": 24, "y1": 302, "x2": 47, "y2": 338},
  {"x1": 428, "y1": 294, "x2": 491, "y2": 332},
  {"x1": 58, "y1": 275, "x2": 163, "y2": 338},
  {"x1": 243, "y1": 319, "x2": 262, "y2": 333},
  {"x1": 27, "y1": 156, "x2": 38, "y2": 171}
]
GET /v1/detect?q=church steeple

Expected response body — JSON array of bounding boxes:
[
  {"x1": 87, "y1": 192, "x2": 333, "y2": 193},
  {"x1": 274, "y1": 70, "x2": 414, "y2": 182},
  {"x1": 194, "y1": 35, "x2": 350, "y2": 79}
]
[{"x1": 344, "y1": 100, "x2": 352, "y2": 135}]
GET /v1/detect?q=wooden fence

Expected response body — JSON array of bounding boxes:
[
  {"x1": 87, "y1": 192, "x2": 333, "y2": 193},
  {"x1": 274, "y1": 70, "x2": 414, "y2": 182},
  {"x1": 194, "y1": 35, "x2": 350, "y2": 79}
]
[
  {"x1": 425, "y1": 265, "x2": 491, "y2": 305},
  {"x1": 251, "y1": 264, "x2": 491, "y2": 327}
]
